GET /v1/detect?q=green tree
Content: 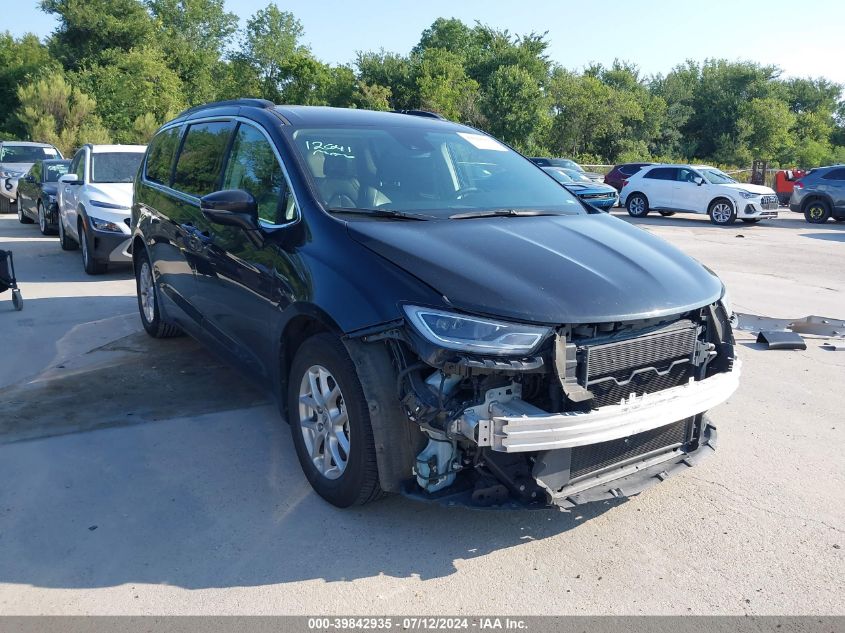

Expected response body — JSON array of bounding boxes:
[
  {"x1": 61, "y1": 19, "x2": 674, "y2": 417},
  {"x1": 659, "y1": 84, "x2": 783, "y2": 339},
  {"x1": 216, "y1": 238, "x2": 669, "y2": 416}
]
[
  {"x1": 16, "y1": 72, "x2": 110, "y2": 155},
  {"x1": 738, "y1": 97, "x2": 796, "y2": 162},
  {"x1": 77, "y1": 47, "x2": 184, "y2": 142},
  {"x1": 414, "y1": 48, "x2": 479, "y2": 121},
  {"x1": 0, "y1": 32, "x2": 59, "y2": 136},
  {"x1": 356, "y1": 50, "x2": 416, "y2": 110},
  {"x1": 40, "y1": 0, "x2": 155, "y2": 69},
  {"x1": 480, "y1": 64, "x2": 546, "y2": 151},
  {"x1": 146, "y1": 0, "x2": 238, "y2": 104}
]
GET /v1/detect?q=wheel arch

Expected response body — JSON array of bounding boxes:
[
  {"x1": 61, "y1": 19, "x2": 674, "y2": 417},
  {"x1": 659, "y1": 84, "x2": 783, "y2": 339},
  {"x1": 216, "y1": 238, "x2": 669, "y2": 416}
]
[
  {"x1": 708, "y1": 195, "x2": 734, "y2": 211},
  {"x1": 800, "y1": 193, "x2": 833, "y2": 212},
  {"x1": 625, "y1": 190, "x2": 648, "y2": 206}
]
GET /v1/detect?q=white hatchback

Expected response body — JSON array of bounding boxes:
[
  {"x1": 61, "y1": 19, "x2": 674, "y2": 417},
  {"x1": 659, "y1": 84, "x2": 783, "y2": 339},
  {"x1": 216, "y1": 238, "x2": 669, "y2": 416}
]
[
  {"x1": 57, "y1": 144, "x2": 146, "y2": 274},
  {"x1": 620, "y1": 164, "x2": 779, "y2": 225}
]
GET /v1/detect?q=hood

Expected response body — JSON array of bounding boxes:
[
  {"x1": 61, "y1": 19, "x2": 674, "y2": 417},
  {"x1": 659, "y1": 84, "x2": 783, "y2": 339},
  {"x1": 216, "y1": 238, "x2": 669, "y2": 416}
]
[
  {"x1": 722, "y1": 182, "x2": 775, "y2": 195},
  {"x1": 583, "y1": 172, "x2": 605, "y2": 182},
  {"x1": 566, "y1": 182, "x2": 617, "y2": 195},
  {"x1": 347, "y1": 213, "x2": 723, "y2": 325},
  {"x1": 86, "y1": 183, "x2": 133, "y2": 209}
]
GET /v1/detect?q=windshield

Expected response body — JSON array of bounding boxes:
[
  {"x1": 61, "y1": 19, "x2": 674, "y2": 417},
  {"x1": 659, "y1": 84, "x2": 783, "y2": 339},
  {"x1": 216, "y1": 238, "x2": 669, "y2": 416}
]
[
  {"x1": 548, "y1": 158, "x2": 583, "y2": 171},
  {"x1": 543, "y1": 167, "x2": 574, "y2": 184},
  {"x1": 559, "y1": 168, "x2": 593, "y2": 183},
  {"x1": 0, "y1": 145, "x2": 59, "y2": 163},
  {"x1": 44, "y1": 161, "x2": 70, "y2": 182},
  {"x1": 290, "y1": 126, "x2": 584, "y2": 217},
  {"x1": 91, "y1": 152, "x2": 144, "y2": 183},
  {"x1": 701, "y1": 169, "x2": 736, "y2": 185}
]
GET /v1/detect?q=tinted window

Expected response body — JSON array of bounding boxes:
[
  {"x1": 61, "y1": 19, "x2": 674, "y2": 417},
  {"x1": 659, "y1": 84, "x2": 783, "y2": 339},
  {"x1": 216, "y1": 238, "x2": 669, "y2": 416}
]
[
  {"x1": 644, "y1": 167, "x2": 676, "y2": 180},
  {"x1": 222, "y1": 124, "x2": 294, "y2": 224},
  {"x1": 173, "y1": 121, "x2": 235, "y2": 197},
  {"x1": 44, "y1": 161, "x2": 70, "y2": 182},
  {"x1": 822, "y1": 168, "x2": 845, "y2": 180},
  {"x1": 677, "y1": 167, "x2": 699, "y2": 183},
  {"x1": 620, "y1": 164, "x2": 646, "y2": 176},
  {"x1": 91, "y1": 152, "x2": 144, "y2": 183},
  {"x1": 0, "y1": 145, "x2": 59, "y2": 162},
  {"x1": 145, "y1": 127, "x2": 181, "y2": 185}
]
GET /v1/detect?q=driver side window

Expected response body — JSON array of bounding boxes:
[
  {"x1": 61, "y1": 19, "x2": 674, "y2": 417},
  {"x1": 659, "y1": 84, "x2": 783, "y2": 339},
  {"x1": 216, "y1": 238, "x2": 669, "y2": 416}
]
[
  {"x1": 72, "y1": 151, "x2": 85, "y2": 181},
  {"x1": 677, "y1": 168, "x2": 698, "y2": 183},
  {"x1": 222, "y1": 123, "x2": 296, "y2": 225}
]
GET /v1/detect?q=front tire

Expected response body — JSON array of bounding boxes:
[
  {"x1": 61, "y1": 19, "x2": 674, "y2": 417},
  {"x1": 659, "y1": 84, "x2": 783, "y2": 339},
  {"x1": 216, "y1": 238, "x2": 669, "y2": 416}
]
[
  {"x1": 37, "y1": 202, "x2": 54, "y2": 235},
  {"x1": 626, "y1": 193, "x2": 649, "y2": 217},
  {"x1": 80, "y1": 222, "x2": 107, "y2": 275},
  {"x1": 708, "y1": 199, "x2": 736, "y2": 225},
  {"x1": 804, "y1": 199, "x2": 830, "y2": 224},
  {"x1": 17, "y1": 203, "x2": 33, "y2": 224},
  {"x1": 58, "y1": 216, "x2": 78, "y2": 251},
  {"x1": 134, "y1": 247, "x2": 182, "y2": 338},
  {"x1": 288, "y1": 333, "x2": 382, "y2": 508}
]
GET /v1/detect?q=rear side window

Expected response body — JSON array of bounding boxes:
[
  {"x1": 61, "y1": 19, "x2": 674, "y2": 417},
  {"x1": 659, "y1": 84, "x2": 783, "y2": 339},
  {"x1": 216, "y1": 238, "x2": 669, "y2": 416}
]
[
  {"x1": 145, "y1": 127, "x2": 181, "y2": 185},
  {"x1": 822, "y1": 168, "x2": 845, "y2": 180},
  {"x1": 221, "y1": 123, "x2": 294, "y2": 225},
  {"x1": 172, "y1": 120, "x2": 235, "y2": 197},
  {"x1": 620, "y1": 164, "x2": 645, "y2": 176},
  {"x1": 644, "y1": 167, "x2": 676, "y2": 180}
]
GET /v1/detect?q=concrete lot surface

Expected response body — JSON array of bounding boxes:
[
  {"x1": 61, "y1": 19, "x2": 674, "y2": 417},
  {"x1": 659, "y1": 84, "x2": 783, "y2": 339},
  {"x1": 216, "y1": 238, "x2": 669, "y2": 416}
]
[{"x1": 0, "y1": 210, "x2": 843, "y2": 615}]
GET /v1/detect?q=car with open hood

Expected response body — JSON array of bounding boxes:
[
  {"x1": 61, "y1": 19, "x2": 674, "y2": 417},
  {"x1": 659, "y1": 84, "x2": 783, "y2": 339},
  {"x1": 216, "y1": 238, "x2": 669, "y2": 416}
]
[
  {"x1": 131, "y1": 101, "x2": 739, "y2": 510},
  {"x1": 57, "y1": 144, "x2": 146, "y2": 274}
]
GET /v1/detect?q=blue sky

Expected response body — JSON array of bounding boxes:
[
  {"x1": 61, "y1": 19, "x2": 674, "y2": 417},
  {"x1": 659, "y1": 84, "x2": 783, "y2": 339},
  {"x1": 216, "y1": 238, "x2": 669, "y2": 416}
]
[{"x1": 9, "y1": 0, "x2": 845, "y2": 84}]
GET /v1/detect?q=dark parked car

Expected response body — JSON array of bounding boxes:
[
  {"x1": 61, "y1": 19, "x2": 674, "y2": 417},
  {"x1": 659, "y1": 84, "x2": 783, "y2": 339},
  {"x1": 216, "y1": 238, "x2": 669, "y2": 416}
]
[
  {"x1": 16, "y1": 159, "x2": 71, "y2": 234},
  {"x1": 604, "y1": 162, "x2": 655, "y2": 192},
  {"x1": 529, "y1": 157, "x2": 604, "y2": 182},
  {"x1": 542, "y1": 166, "x2": 618, "y2": 210},
  {"x1": 132, "y1": 100, "x2": 739, "y2": 510},
  {"x1": 789, "y1": 165, "x2": 845, "y2": 223}
]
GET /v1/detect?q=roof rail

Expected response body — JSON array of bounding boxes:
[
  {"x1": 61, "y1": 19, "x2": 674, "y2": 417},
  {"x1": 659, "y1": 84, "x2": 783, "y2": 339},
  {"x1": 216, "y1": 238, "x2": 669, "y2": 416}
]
[
  {"x1": 393, "y1": 109, "x2": 447, "y2": 120},
  {"x1": 176, "y1": 98, "x2": 275, "y2": 119}
]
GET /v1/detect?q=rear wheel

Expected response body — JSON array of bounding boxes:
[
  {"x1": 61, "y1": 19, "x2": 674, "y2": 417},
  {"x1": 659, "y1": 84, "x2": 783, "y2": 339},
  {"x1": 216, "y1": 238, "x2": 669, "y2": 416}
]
[
  {"x1": 12, "y1": 290, "x2": 23, "y2": 311},
  {"x1": 134, "y1": 247, "x2": 182, "y2": 338},
  {"x1": 288, "y1": 333, "x2": 382, "y2": 508},
  {"x1": 804, "y1": 199, "x2": 830, "y2": 224},
  {"x1": 626, "y1": 193, "x2": 649, "y2": 217},
  {"x1": 58, "y1": 216, "x2": 78, "y2": 251},
  {"x1": 0, "y1": 196, "x2": 11, "y2": 214},
  {"x1": 708, "y1": 199, "x2": 736, "y2": 225},
  {"x1": 17, "y1": 202, "x2": 33, "y2": 224},
  {"x1": 80, "y1": 222, "x2": 107, "y2": 275}
]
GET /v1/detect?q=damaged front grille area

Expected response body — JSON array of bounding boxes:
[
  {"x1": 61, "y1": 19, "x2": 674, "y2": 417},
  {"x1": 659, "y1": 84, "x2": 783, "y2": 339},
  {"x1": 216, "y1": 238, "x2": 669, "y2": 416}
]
[
  {"x1": 577, "y1": 320, "x2": 698, "y2": 408},
  {"x1": 569, "y1": 417, "x2": 693, "y2": 481}
]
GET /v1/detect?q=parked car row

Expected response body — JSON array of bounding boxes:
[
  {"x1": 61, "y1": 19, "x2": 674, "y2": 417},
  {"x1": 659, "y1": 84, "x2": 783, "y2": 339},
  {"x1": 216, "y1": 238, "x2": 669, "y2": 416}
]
[{"x1": 10, "y1": 143, "x2": 145, "y2": 274}]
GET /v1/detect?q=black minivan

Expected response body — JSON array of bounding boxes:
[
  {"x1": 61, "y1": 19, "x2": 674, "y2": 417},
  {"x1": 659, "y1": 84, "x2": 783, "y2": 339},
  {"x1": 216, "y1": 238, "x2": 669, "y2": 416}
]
[{"x1": 132, "y1": 100, "x2": 740, "y2": 509}]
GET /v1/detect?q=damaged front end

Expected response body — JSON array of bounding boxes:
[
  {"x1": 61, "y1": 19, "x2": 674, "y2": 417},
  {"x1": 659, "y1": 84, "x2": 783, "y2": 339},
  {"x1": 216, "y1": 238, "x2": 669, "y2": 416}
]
[{"x1": 358, "y1": 300, "x2": 739, "y2": 510}]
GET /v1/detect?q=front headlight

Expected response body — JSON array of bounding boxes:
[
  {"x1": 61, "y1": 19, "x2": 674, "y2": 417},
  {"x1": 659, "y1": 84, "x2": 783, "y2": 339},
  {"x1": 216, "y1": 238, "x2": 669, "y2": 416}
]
[
  {"x1": 89, "y1": 216, "x2": 124, "y2": 233},
  {"x1": 403, "y1": 305, "x2": 551, "y2": 355},
  {"x1": 0, "y1": 170, "x2": 23, "y2": 179},
  {"x1": 737, "y1": 190, "x2": 757, "y2": 199}
]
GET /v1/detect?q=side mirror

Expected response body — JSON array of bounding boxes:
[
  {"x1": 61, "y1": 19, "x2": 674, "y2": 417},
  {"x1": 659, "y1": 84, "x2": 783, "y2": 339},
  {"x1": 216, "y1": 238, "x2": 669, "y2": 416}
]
[
  {"x1": 59, "y1": 174, "x2": 82, "y2": 185},
  {"x1": 200, "y1": 189, "x2": 260, "y2": 233},
  {"x1": 695, "y1": 177, "x2": 705, "y2": 186}
]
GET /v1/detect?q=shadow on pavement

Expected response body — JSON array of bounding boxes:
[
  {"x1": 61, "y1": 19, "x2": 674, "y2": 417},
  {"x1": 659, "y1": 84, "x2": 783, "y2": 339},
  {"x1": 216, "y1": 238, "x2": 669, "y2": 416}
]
[
  {"x1": 800, "y1": 232, "x2": 845, "y2": 242},
  {"x1": 0, "y1": 400, "x2": 624, "y2": 589}
]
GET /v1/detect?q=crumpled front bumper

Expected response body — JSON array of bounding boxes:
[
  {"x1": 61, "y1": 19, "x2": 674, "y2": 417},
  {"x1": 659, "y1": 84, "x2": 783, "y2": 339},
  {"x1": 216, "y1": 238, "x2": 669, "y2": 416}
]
[{"x1": 460, "y1": 361, "x2": 740, "y2": 453}]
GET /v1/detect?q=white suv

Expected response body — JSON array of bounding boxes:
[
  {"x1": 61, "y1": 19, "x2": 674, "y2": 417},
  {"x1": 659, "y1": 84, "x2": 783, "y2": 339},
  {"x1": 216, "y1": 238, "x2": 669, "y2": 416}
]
[
  {"x1": 620, "y1": 164, "x2": 779, "y2": 225},
  {"x1": 57, "y1": 144, "x2": 146, "y2": 274}
]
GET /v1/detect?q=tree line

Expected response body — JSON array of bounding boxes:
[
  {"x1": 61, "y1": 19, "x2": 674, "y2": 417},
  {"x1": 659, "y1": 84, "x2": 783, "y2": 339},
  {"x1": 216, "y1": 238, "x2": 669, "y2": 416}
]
[{"x1": 1, "y1": 1, "x2": 843, "y2": 168}]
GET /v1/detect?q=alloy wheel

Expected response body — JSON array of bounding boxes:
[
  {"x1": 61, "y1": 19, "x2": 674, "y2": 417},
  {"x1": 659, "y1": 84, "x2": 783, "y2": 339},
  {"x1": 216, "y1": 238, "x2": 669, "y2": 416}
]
[
  {"x1": 629, "y1": 196, "x2": 645, "y2": 215},
  {"x1": 298, "y1": 365, "x2": 350, "y2": 480},
  {"x1": 138, "y1": 261, "x2": 156, "y2": 324},
  {"x1": 808, "y1": 204, "x2": 825, "y2": 221},
  {"x1": 38, "y1": 204, "x2": 46, "y2": 233},
  {"x1": 81, "y1": 228, "x2": 89, "y2": 266},
  {"x1": 711, "y1": 202, "x2": 732, "y2": 224}
]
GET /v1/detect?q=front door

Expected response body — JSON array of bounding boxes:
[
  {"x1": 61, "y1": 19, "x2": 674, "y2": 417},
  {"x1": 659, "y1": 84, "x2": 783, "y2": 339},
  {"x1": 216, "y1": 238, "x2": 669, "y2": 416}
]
[
  {"x1": 671, "y1": 167, "x2": 708, "y2": 212},
  {"x1": 62, "y1": 150, "x2": 85, "y2": 238},
  {"x1": 190, "y1": 121, "x2": 301, "y2": 380}
]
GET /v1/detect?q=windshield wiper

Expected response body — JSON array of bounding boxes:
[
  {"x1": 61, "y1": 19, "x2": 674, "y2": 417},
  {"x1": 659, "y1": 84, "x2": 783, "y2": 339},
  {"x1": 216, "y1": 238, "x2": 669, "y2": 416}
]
[
  {"x1": 449, "y1": 208, "x2": 566, "y2": 220},
  {"x1": 327, "y1": 207, "x2": 431, "y2": 221}
]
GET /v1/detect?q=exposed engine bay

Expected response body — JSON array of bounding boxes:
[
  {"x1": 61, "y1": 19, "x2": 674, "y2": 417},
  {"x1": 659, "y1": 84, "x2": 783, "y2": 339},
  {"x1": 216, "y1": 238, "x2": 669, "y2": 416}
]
[{"x1": 358, "y1": 301, "x2": 738, "y2": 509}]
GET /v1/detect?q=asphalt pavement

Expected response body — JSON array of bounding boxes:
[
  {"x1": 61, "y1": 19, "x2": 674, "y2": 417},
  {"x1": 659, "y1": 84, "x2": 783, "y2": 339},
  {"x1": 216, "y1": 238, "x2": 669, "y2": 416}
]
[{"x1": 0, "y1": 209, "x2": 842, "y2": 615}]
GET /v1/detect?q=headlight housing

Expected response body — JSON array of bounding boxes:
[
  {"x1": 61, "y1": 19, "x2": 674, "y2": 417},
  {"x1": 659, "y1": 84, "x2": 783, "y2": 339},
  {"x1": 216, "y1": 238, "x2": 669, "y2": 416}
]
[
  {"x1": 89, "y1": 216, "x2": 125, "y2": 233},
  {"x1": 737, "y1": 190, "x2": 757, "y2": 199},
  {"x1": 403, "y1": 305, "x2": 550, "y2": 356},
  {"x1": 89, "y1": 199, "x2": 130, "y2": 210},
  {"x1": 719, "y1": 287, "x2": 737, "y2": 327}
]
